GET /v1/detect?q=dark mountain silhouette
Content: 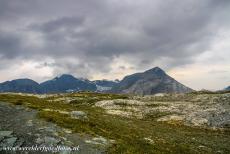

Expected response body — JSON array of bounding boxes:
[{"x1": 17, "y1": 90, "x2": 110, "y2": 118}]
[
  {"x1": 0, "y1": 67, "x2": 193, "y2": 94},
  {"x1": 110, "y1": 67, "x2": 193, "y2": 95},
  {"x1": 40, "y1": 74, "x2": 96, "y2": 93},
  {"x1": 225, "y1": 86, "x2": 230, "y2": 91},
  {"x1": 0, "y1": 79, "x2": 42, "y2": 93}
]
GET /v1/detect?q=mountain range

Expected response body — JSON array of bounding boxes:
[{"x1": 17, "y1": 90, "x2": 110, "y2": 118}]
[
  {"x1": 0, "y1": 67, "x2": 194, "y2": 95},
  {"x1": 40, "y1": 74, "x2": 97, "y2": 93},
  {"x1": 225, "y1": 86, "x2": 230, "y2": 91}
]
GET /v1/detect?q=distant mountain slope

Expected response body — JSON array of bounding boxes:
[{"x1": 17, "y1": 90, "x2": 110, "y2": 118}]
[
  {"x1": 225, "y1": 86, "x2": 230, "y2": 91},
  {"x1": 0, "y1": 79, "x2": 42, "y2": 93},
  {"x1": 40, "y1": 74, "x2": 96, "y2": 93},
  {"x1": 93, "y1": 80, "x2": 119, "y2": 91},
  {"x1": 0, "y1": 68, "x2": 193, "y2": 94},
  {"x1": 110, "y1": 67, "x2": 193, "y2": 95}
]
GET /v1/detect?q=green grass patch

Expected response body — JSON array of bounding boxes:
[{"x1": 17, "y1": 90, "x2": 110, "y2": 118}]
[{"x1": 0, "y1": 93, "x2": 230, "y2": 154}]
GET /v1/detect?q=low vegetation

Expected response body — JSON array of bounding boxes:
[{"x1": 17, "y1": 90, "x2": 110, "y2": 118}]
[{"x1": 0, "y1": 92, "x2": 230, "y2": 154}]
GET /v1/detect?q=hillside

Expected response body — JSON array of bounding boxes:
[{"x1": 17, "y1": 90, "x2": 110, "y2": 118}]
[
  {"x1": 40, "y1": 74, "x2": 96, "y2": 93},
  {"x1": 0, "y1": 79, "x2": 42, "y2": 94},
  {"x1": 111, "y1": 67, "x2": 193, "y2": 95}
]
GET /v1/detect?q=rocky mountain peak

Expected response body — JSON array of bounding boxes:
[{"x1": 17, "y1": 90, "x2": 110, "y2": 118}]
[
  {"x1": 144, "y1": 67, "x2": 166, "y2": 75},
  {"x1": 110, "y1": 67, "x2": 193, "y2": 95},
  {"x1": 58, "y1": 74, "x2": 76, "y2": 80}
]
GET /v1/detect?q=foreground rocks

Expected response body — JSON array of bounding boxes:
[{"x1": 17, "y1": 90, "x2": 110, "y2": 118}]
[
  {"x1": 0, "y1": 131, "x2": 18, "y2": 147},
  {"x1": 95, "y1": 93, "x2": 230, "y2": 129},
  {"x1": 0, "y1": 101, "x2": 107, "y2": 154},
  {"x1": 70, "y1": 111, "x2": 88, "y2": 120}
]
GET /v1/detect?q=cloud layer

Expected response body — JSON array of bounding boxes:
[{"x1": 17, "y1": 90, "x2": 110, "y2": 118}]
[{"x1": 0, "y1": 0, "x2": 230, "y2": 90}]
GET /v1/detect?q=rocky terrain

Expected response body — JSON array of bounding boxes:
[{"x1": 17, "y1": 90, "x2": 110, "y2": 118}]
[
  {"x1": 0, "y1": 102, "x2": 109, "y2": 154},
  {"x1": 0, "y1": 92, "x2": 230, "y2": 153},
  {"x1": 96, "y1": 93, "x2": 230, "y2": 128}
]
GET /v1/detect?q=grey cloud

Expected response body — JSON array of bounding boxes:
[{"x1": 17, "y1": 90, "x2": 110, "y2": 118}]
[
  {"x1": 34, "y1": 62, "x2": 56, "y2": 69},
  {"x1": 0, "y1": 0, "x2": 230, "y2": 78},
  {"x1": 30, "y1": 16, "x2": 85, "y2": 33},
  {"x1": 208, "y1": 70, "x2": 229, "y2": 74},
  {"x1": 0, "y1": 31, "x2": 23, "y2": 59}
]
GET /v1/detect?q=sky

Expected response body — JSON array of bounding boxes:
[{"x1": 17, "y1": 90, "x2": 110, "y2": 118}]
[{"x1": 0, "y1": 0, "x2": 230, "y2": 90}]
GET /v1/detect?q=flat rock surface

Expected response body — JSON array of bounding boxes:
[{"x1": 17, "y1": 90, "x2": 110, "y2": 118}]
[
  {"x1": 0, "y1": 102, "x2": 105, "y2": 154},
  {"x1": 96, "y1": 94, "x2": 230, "y2": 128}
]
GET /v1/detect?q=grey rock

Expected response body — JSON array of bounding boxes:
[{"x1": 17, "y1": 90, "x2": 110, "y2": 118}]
[
  {"x1": 15, "y1": 138, "x2": 24, "y2": 147},
  {"x1": 26, "y1": 120, "x2": 33, "y2": 127},
  {"x1": 44, "y1": 137, "x2": 61, "y2": 145},
  {"x1": 0, "y1": 131, "x2": 13, "y2": 141},
  {"x1": 70, "y1": 111, "x2": 88, "y2": 120},
  {"x1": 59, "y1": 151, "x2": 72, "y2": 154},
  {"x1": 35, "y1": 137, "x2": 44, "y2": 144},
  {"x1": 85, "y1": 136, "x2": 109, "y2": 146},
  {"x1": 45, "y1": 127, "x2": 57, "y2": 133},
  {"x1": 1, "y1": 137, "x2": 17, "y2": 147},
  {"x1": 0, "y1": 131, "x2": 13, "y2": 138}
]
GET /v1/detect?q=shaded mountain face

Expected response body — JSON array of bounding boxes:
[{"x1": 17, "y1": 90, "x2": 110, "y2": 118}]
[
  {"x1": 0, "y1": 68, "x2": 193, "y2": 94},
  {"x1": 93, "y1": 80, "x2": 119, "y2": 91},
  {"x1": 0, "y1": 79, "x2": 42, "y2": 93},
  {"x1": 225, "y1": 86, "x2": 230, "y2": 91},
  {"x1": 40, "y1": 74, "x2": 96, "y2": 93},
  {"x1": 110, "y1": 67, "x2": 193, "y2": 95}
]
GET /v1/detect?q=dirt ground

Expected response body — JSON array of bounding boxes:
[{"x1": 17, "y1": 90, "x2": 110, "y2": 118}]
[{"x1": 0, "y1": 101, "x2": 105, "y2": 154}]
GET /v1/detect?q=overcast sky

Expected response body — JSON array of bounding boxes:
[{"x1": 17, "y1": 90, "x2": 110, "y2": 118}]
[{"x1": 0, "y1": 0, "x2": 230, "y2": 90}]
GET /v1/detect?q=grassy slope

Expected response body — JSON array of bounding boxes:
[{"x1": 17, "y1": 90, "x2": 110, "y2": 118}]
[{"x1": 0, "y1": 92, "x2": 229, "y2": 154}]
